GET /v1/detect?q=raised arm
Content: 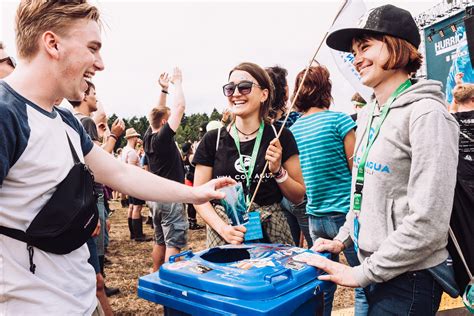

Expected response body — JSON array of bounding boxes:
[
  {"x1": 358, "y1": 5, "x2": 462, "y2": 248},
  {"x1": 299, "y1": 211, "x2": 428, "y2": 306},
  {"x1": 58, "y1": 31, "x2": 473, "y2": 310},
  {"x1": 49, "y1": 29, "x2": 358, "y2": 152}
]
[
  {"x1": 167, "y1": 67, "x2": 185, "y2": 132},
  {"x1": 158, "y1": 72, "x2": 170, "y2": 107}
]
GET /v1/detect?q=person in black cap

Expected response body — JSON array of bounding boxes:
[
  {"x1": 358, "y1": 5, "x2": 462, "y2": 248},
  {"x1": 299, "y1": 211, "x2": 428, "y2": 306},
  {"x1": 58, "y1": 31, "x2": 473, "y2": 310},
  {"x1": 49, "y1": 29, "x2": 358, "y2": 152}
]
[{"x1": 300, "y1": 5, "x2": 460, "y2": 315}]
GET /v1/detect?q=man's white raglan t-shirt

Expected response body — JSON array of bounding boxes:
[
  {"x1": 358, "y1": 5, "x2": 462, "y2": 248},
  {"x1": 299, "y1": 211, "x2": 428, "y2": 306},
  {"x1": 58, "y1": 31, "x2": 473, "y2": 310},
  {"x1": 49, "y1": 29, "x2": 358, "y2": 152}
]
[{"x1": 0, "y1": 81, "x2": 97, "y2": 314}]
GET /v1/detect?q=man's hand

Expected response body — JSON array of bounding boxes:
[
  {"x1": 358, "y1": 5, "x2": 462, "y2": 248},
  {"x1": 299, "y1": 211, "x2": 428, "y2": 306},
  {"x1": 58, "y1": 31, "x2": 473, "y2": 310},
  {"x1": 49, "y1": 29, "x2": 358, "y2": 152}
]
[
  {"x1": 295, "y1": 253, "x2": 360, "y2": 287},
  {"x1": 159, "y1": 72, "x2": 170, "y2": 90},
  {"x1": 312, "y1": 238, "x2": 345, "y2": 254},
  {"x1": 171, "y1": 67, "x2": 182, "y2": 85},
  {"x1": 220, "y1": 224, "x2": 246, "y2": 245},
  {"x1": 192, "y1": 177, "x2": 236, "y2": 205},
  {"x1": 110, "y1": 118, "x2": 125, "y2": 138},
  {"x1": 454, "y1": 72, "x2": 464, "y2": 85}
]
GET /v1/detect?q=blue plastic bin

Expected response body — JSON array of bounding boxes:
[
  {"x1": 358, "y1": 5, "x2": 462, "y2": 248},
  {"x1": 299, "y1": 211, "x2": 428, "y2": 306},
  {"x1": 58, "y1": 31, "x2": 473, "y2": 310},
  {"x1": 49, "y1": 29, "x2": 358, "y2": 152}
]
[{"x1": 138, "y1": 244, "x2": 331, "y2": 315}]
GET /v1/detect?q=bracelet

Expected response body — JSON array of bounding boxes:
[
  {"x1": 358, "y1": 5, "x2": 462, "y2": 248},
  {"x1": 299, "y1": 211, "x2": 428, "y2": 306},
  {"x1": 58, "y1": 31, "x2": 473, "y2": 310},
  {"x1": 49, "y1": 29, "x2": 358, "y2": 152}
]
[
  {"x1": 161, "y1": 89, "x2": 169, "y2": 94},
  {"x1": 272, "y1": 166, "x2": 283, "y2": 177},
  {"x1": 275, "y1": 168, "x2": 288, "y2": 183},
  {"x1": 108, "y1": 134, "x2": 118, "y2": 141}
]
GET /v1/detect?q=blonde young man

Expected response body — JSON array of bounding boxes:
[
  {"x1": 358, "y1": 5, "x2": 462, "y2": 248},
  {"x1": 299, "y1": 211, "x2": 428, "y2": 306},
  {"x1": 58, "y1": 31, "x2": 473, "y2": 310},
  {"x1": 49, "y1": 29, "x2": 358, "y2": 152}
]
[{"x1": 0, "y1": 1, "x2": 233, "y2": 314}]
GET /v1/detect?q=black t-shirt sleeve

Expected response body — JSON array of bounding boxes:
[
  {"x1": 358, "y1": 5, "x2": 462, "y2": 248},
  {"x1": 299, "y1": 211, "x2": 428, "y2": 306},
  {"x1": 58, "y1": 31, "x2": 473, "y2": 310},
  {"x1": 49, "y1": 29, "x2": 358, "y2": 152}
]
[
  {"x1": 279, "y1": 127, "x2": 299, "y2": 163},
  {"x1": 192, "y1": 128, "x2": 219, "y2": 167},
  {"x1": 153, "y1": 123, "x2": 175, "y2": 151},
  {"x1": 80, "y1": 117, "x2": 99, "y2": 142}
]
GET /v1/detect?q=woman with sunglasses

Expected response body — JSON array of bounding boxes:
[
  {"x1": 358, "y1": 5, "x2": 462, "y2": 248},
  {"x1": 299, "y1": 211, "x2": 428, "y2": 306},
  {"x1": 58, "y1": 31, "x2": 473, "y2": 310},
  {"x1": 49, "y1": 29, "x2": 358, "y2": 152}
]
[
  {"x1": 298, "y1": 5, "x2": 459, "y2": 315},
  {"x1": 193, "y1": 62, "x2": 305, "y2": 247}
]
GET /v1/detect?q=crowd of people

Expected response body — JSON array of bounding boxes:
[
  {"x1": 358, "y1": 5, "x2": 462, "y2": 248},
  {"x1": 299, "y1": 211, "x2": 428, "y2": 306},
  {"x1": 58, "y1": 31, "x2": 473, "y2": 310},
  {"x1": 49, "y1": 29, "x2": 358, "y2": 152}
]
[{"x1": 0, "y1": 1, "x2": 473, "y2": 315}]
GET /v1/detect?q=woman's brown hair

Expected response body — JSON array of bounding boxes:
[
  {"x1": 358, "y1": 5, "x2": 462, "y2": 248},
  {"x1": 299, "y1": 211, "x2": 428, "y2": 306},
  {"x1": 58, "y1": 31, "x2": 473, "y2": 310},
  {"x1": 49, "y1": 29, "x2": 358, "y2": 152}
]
[
  {"x1": 352, "y1": 34, "x2": 423, "y2": 74},
  {"x1": 293, "y1": 66, "x2": 332, "y2": 112}
]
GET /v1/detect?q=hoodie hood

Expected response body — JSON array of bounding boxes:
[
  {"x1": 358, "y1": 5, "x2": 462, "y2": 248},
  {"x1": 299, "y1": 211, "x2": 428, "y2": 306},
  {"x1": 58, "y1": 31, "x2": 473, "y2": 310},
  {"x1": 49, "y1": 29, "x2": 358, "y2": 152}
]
[{"x1": 390, "y1": 79, "x2": 447, "y2": 110}]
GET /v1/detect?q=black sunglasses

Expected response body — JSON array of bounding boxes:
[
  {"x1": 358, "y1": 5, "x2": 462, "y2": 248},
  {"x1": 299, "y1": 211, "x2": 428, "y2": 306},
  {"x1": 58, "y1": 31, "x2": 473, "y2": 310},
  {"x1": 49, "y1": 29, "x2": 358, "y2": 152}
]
[
  {"x1": 0, "y1": 56, "x2": 16, "y2": 68},
  {"x1": 223, "y1": 80, "x2": 261, "y2": 97}
]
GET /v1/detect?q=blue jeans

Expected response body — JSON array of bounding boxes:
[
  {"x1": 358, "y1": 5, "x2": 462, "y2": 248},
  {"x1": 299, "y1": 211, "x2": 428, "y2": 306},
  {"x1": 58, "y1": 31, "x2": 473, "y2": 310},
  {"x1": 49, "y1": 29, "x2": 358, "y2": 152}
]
[
  {"x1": 95, "y1": 194, "x2": 106, "y2": 256},
  {"x1": 309, "y1": 213, "x2": 368, "y2": 316},
  {"x1": 365, "y1": 269, "x2": 442, "y2": 315},
  {"x1": 281, "y1": 197, "x2": 312, "y2": 248}
]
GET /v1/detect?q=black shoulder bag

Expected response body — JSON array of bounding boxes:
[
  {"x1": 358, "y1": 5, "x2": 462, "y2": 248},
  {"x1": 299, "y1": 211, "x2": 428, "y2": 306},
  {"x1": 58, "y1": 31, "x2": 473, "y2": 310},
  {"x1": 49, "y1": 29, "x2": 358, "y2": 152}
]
[{"x1": 0, "y1": 133, "x2": 99, "y2": 273}]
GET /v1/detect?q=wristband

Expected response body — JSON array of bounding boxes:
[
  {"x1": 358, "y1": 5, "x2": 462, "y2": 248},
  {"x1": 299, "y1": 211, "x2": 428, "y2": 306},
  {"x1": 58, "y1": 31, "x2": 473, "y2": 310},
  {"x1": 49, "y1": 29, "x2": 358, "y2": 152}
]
[
  {"x1": 275, "y1": 168, "x2": 288, "y2": 183},
  {"x1": 161, "y1": 89, "x2": 169, "y2": 94},
  {"x1": 108, "y1": 134, "x2": 118, "y2": 141}
]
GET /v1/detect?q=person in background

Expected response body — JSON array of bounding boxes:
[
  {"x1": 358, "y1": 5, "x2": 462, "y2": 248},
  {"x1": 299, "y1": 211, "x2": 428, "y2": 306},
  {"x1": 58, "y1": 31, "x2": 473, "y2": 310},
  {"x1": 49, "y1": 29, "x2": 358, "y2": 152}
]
[
  {"x1": 302, "y1": 5, "x2": 459, "y2": 314},
  {"x1": 350, "y1": 92, "x2": 367, "y2": 123},
  {"x1": 122, "y1": 128, "x2": 151, "y2": 242},
  {"x1": 448, "y1": 82, "x2": 474, "y2": 292},
  {"x1": 69, "y1": 80, "x2": 123, "y2": 307},
  {"x1": 182, "y1": 141, "x2": 204, "y2": 230},
  {"x1": 265, "y1": 65, "x2": 311, "y2": 248},
  {"x1": 144, "y1": 68, "x2": 189, "y2": 272},
  {"x1": 0, "y1": 42, "x2": 16, "y2": 78},
  {"x1": 266, "y1": 65, "x2": 301, "y2": 129},
  {"x1": 289, "y1": 65, "x2": 366, "y2": 315},
  {"x1": 193, "y1": 62, "x2": 305, "y2": 247}
]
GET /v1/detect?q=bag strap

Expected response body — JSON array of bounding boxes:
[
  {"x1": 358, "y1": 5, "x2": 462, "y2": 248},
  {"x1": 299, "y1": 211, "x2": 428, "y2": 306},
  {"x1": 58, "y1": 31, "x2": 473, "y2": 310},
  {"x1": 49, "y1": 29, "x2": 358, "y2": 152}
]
[
  {"x1": 0, "y1": 226, "x2": 36, "y2": 273},
  {"x1": 0, "y1": 225, "x2": 28, "y2": 243},
  {"x1": 449, "y1": 226, "x2": 473, "y2": 280},
  {"x1": 65, "y1": 132, "x2": 80, "y2": 164},
  {"x1": 215, "y1": 126, "x2": 222, "y2": 152}
]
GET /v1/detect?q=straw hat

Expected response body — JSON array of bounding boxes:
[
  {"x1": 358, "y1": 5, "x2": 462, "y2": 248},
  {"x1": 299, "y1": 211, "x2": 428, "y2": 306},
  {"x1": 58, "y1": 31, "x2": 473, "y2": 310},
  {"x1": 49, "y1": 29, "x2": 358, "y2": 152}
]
[{"x1": 124, "y1": 128, "x2": 140, "y2": 139}]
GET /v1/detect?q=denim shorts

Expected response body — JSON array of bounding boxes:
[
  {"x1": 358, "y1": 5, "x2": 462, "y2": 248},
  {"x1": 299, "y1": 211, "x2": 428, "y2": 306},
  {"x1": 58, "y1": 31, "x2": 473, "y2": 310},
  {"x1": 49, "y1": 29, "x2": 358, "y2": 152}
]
[{"x1": 151, "y1": 201, "x2": 188, "y2": 249}]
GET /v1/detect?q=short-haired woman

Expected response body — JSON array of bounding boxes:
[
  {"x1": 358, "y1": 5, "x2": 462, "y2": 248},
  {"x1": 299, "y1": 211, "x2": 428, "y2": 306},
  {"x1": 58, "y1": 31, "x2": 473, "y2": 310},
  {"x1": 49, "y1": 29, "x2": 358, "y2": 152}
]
[{"x1": 301, "y1": 5, "x2": 459, "y2": 315}]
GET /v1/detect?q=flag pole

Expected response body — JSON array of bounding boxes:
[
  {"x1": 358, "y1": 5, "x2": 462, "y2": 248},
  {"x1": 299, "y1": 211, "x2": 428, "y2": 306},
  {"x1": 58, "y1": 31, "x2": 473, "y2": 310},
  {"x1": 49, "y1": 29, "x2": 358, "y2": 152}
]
[{"x1": 245, "y1": 0, "x2": 350, "y2": 213}]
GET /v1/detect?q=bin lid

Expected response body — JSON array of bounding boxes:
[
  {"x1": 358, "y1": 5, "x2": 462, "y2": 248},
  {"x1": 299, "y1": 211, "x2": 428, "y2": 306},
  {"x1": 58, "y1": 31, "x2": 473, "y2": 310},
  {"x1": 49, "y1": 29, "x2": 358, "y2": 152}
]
[{"x1": 159, "y1": 244, "x2": 329, "y2": 301}]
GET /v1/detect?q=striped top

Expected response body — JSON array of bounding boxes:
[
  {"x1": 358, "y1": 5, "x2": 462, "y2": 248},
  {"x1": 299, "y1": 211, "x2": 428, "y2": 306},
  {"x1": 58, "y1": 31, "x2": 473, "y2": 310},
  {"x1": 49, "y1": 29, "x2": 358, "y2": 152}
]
[{"x1": 290, "y1": 110, "x2": 355, "y2": 216}]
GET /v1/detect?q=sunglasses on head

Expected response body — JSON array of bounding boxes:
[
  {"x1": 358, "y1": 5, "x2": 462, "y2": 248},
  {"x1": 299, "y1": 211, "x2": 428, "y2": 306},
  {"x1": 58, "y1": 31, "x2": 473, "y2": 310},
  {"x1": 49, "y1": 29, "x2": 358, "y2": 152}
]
[
  {"x1": 0, "y1": 56, "x2": 16, "y2": 68},
  {"x1": 223, "y1": 80, "x2": 260, "y2": 97}
]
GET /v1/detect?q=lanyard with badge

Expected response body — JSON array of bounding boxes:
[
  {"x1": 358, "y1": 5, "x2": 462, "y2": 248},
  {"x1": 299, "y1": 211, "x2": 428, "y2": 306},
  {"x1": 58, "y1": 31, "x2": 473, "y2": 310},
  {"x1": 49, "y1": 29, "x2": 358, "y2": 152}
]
[
  {"x1": 352, "y1": 79, "x2": 412, "y2": 252},
  {"x1": 231, "y1": 121, "x2": 265, "y2": 241}
]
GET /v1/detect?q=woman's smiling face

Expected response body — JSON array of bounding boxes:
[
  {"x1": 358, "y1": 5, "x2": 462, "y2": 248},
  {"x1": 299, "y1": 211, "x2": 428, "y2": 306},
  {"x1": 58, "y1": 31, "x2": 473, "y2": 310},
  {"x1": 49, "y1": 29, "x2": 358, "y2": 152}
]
[
  {"x1": 351, "y1": 38, "x2": 391, "y2": 89},
  {"x1": 226, "y1": 70, "x2": 268, "y2": 119}
]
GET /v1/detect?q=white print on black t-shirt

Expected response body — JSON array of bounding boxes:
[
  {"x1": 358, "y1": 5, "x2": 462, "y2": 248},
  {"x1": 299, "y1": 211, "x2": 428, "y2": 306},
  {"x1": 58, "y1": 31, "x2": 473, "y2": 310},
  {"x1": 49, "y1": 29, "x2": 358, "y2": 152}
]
[
  {"x1": 234, "y1": 155, "x2": 251, "y2": 173},
  {"x1": 217, "y1": 173, "x2": 273, "y2": 182}
]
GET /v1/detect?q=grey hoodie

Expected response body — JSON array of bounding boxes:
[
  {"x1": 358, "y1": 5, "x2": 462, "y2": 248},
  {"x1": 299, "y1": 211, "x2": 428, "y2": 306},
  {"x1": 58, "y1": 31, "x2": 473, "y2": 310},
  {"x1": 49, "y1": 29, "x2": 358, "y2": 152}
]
[{"x1": 335, "y1": 79, "x2": 459, "y2": 287}]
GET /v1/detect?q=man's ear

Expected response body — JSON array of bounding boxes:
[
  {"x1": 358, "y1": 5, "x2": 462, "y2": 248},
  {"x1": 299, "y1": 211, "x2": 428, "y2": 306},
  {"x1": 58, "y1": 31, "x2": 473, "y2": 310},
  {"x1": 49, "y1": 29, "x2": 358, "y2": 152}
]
[{"x1": 42, "y1": 31, "x2": 60, "y2": 59}]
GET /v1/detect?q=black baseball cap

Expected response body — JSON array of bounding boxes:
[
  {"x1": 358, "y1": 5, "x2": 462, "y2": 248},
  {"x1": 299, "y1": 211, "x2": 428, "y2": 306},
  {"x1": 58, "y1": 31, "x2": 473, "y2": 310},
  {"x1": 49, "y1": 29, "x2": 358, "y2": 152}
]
[{"x1": 326, "y1": 5, "x2": 420, "y2": 52}]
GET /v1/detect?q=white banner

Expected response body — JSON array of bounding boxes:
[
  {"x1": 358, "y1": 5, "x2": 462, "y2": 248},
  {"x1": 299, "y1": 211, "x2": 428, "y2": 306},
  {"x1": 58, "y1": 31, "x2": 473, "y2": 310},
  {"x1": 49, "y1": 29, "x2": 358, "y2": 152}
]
[{"x1": 328, "y1": 0, "x2": 373, "y2": 102}]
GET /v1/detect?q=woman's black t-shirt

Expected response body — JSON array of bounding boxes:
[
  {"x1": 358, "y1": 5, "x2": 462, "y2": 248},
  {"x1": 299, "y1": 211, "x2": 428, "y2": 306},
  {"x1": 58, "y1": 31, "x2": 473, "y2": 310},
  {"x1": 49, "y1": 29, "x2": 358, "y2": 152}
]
[{"x1": 193, "y1": 124, "x2": 299, "y2": 206}]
